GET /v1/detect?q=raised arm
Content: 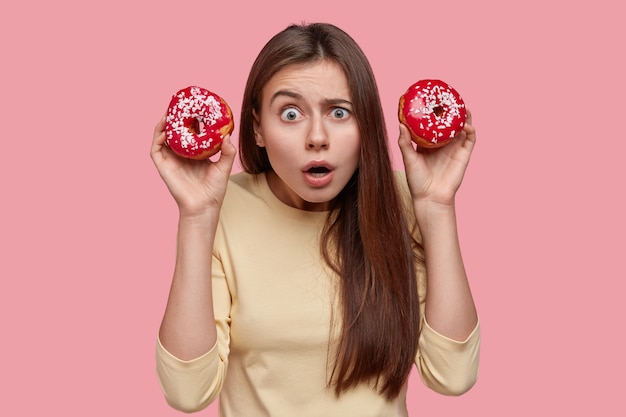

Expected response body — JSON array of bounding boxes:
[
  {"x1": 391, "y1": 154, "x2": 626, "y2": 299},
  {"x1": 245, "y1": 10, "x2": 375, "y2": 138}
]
[
  {"x1": 150, "y1": 115, "x2": 237, "y2": 360},
  {"x1": 397, "y1": 113, "x2": 478, "y2": 341}
]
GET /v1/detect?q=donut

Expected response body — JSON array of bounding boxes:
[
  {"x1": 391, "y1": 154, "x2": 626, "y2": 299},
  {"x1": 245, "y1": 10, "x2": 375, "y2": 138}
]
[
  {"x1": 165, "y1": 86, "x2": 234, "y2": 159},
  {"x1": 398, "y1": 79, "x2": 466, "y2": 148}
]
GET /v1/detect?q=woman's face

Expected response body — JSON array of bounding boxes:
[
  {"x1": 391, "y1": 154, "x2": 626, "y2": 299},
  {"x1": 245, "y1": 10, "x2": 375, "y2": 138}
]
[{"x1": 254, "y1": 60, "x2": 360, "y2": 211}]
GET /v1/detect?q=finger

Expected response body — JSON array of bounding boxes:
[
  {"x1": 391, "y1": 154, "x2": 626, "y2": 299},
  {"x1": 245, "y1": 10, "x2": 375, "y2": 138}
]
[
  {"x1": 150, "y1": 115, "x2": 168, "y2": 163},
  {"x1": 461, "y1": 121, "x2": 477, "y2": 153},
  {"x1": 154, "y1": 114, "x2": 166, "y2": 137},
  {"x1": 398, "y1": 124, "x2": 415, "y2": 155},
  {"x1": 221, "y1": 134, "x2": 237, "y2": 157},
  {"x1": 397, "y1": 124, "x2": 419, "y2": 166},
  {"x1": 465, "y1": 108, "x2": 473, "y2": 126},
  {"x1": 152, "y1": 115, "x2": 167, "y2": 145},
  {"x1": 214, "y1": 134, "x2": 237, "y2": 176}
]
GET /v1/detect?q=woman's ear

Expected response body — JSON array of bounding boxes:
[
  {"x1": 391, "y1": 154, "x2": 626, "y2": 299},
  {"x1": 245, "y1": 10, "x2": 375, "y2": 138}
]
[{"x1": 252, "y1": 109, "x2": 265, "y2": 147}]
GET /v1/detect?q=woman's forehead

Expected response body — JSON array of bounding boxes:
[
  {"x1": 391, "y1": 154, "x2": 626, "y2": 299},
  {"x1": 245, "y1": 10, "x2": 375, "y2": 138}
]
[{"x1": 262, "y1": 61, "x2": 350, "y2": 102}]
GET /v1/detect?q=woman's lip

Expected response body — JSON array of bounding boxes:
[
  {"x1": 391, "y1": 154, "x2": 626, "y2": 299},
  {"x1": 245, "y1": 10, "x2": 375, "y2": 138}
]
[
  {"x1": 302, "y1": 161, "x2": 335, "y2": 187},
  {"x1": 303, "y1": 170, "x2": 334, "y2": 187},
  {"x1": 302, "y1": 160, "x2": 334, "y2": 172}
]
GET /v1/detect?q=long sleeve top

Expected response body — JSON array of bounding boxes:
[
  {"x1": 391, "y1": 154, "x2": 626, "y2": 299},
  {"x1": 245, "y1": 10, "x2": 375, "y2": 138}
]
[{"x1": 156, "y1": 171, "x2": 480, "y2": 416}]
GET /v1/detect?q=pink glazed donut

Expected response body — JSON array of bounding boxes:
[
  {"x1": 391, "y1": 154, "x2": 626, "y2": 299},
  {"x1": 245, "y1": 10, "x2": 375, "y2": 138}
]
[
  {"x1": 398, "y1": 79, "x2": 466, "y2": 148},
  {"x1": 165, "y1": 86, "x2": 234, "y2": 159}
]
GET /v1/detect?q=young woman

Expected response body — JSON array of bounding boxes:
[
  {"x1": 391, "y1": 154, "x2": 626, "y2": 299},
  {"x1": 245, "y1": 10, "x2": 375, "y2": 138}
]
[{"x1": 151, "y1": 22, "x2": 479, "y2": 416}]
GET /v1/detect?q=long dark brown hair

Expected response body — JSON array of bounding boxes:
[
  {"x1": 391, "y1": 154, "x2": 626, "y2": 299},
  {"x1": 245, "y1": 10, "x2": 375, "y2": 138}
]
[{"x1": 239, "y1": 22, "x2": 422, "y2": 400}]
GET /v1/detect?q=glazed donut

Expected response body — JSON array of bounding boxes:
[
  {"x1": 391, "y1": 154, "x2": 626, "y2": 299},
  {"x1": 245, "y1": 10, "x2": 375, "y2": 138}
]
[
  {"x1": 398, "y1": 79, "x2": 466, "y2": 148},
  {"x1": 165, "y1": 86, "x2": 234, "y2": 159}
]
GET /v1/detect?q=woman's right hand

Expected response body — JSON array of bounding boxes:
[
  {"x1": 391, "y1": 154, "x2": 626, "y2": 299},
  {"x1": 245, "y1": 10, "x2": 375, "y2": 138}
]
[{"x1": 150, "y1": 115, "x2": 237, "y2": 217}]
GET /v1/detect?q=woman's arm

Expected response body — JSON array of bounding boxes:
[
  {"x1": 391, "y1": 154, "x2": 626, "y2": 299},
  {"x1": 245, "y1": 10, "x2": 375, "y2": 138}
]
[
  {"x1": 412, "y1": 201, "x2": 478, "y2": 340},
  {"x1": 398, "y1": 114, "x2": 478, "y2": 341},
  {"x1": 150, "y1": 116, "x2": 237, "y2": 359},
  {"x1": 158, "y1": 212, "x2": 221, "y2": 359}
]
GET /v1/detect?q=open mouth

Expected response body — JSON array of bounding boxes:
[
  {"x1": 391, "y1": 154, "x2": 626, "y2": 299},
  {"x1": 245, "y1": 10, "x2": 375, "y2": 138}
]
[{"x1": 307, "y1": 166, "x2": 331, "y2": 177}]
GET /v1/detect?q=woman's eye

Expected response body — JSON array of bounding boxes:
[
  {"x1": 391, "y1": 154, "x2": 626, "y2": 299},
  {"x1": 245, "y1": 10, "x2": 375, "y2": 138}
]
[
  {"x1": 331, "y1": 108, "x2": 350, "y2": 119},
  {"x1": 281, "y1": 107, "x2": 302, "y2": 121}
]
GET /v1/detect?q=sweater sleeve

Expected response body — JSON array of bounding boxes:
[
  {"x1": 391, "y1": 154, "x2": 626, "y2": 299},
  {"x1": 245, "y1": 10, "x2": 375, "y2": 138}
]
[
  {"x1": 412, "y1": 245, "x2": 480, "y2": 396},
  {"x1": 156, "y1": 337, "x2": 225, "y2": 412},
  {"x1": 393, "y1": 170, "x2": 481, "y2": 395},
  {"x1": 155, "y1": 250, "x2": 232, "y2": 412},
  {"x1": 415, "y1": 318, "x2": 480, "y2": 395}
]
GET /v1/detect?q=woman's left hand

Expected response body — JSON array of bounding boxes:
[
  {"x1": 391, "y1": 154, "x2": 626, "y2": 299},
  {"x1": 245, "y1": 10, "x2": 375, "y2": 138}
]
[{"x1": 398, "y1": 110, "x2": 476, "y2": 207}]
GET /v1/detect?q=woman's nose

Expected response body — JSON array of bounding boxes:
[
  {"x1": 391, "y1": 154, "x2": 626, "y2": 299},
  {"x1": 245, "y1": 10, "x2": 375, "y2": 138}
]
[{"x1": 306, "y1": 117, "x2": 329, "y2": 150}]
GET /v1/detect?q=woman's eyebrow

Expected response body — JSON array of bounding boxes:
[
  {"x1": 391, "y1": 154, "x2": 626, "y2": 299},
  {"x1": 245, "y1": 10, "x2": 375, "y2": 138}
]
[
  {"x1": 324, "y1": 98, "x2": 352, "y2": 107},
  {"x1": 269, "y1": 90, "x2": 302, "y2": 105},
  {"x1": 270, "y1": 90, "x2": 353, "y2": 108}
]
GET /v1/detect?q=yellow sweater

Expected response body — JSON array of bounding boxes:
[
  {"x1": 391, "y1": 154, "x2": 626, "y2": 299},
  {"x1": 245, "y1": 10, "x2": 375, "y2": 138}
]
[{"x1": 156, "y1": 171, "x2": 480, "y2": 417}]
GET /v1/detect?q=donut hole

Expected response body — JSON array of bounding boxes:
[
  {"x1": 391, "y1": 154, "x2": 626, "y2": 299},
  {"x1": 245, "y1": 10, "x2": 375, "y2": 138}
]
[
  {"x1": 186, "y1": 117, "x2": 206, "y2": 135},
  {"x1": 433, "y1": 106, "x2": 445, "y2": 118}
]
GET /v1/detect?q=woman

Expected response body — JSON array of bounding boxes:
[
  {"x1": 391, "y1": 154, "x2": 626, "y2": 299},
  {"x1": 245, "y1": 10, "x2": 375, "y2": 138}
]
[{"x1": 151, "y1": 22, "x2": 479, "y2": 416}]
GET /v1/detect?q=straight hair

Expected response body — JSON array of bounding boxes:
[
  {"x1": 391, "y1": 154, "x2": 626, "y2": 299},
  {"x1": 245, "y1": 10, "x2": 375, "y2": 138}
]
[{"x1": 239, "y1": 22, "x2": 422, "y2": 400}]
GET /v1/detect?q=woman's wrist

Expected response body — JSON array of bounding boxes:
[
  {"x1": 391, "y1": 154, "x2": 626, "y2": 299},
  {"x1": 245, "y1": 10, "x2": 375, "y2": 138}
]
[
  {"x1": 412, "y1": 199, "x2": 459, "y2": 237},
  {"x1": 178, "y1": 207, "x2": 220, "y2": 229},
  {"x1": 413, "y1": 198, "x2": 456, "y2": 218}
]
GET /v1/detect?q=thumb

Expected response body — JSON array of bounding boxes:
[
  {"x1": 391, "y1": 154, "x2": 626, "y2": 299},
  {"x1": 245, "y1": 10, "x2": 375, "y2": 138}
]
[
  {"x1": 215, "y1": 134, "x2": 237, "y2": 174},
  {"x1": 397, "y1": 124, "x2": 415, "y2": 160}
]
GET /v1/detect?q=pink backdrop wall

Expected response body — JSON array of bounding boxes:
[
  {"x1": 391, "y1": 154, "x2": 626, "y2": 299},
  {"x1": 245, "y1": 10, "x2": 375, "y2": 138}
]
[{"x1": 1, "y1": 0, "x2": 624, "y2": 415}]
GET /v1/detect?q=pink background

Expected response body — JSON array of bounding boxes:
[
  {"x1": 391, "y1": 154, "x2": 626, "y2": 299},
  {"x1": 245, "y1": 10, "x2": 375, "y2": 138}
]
[{"x1": 1, "y1": 0, "x2": 624, "y2": 415}]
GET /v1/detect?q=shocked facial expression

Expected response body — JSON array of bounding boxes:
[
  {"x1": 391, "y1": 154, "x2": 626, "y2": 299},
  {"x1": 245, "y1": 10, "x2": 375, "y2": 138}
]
[{"x1": 254, "y1": 60, "x2": 361, "y2": 211}]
